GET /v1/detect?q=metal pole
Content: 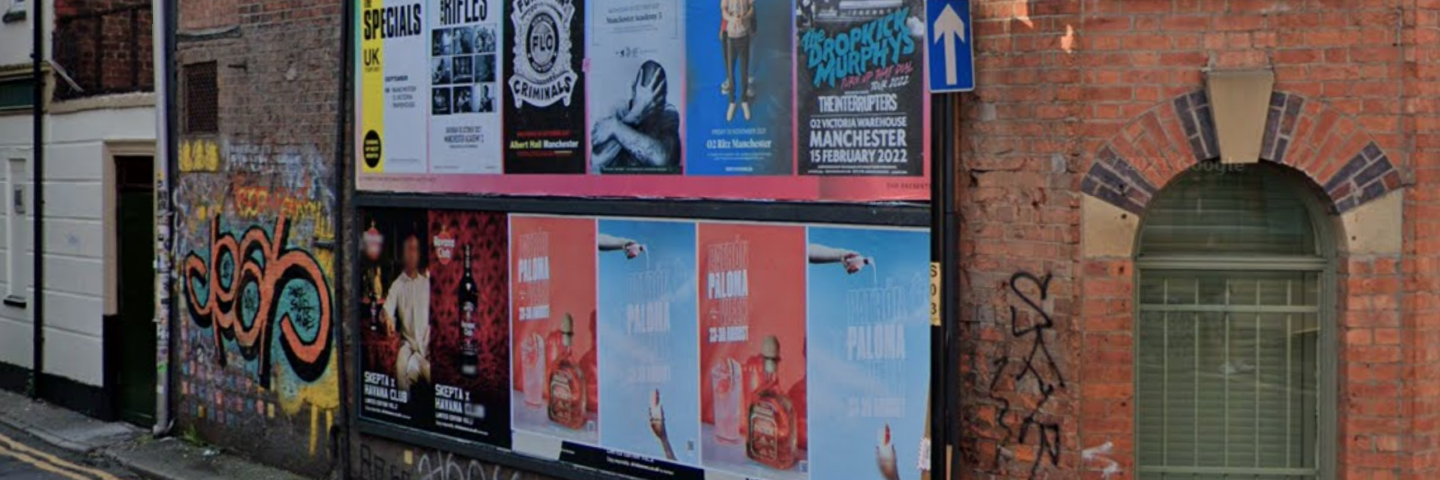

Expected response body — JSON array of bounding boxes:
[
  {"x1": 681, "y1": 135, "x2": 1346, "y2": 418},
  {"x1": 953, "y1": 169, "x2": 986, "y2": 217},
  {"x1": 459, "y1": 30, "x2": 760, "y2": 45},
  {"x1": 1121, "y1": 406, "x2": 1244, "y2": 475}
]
[
  {"x1": 31, "y1": 0, "x2": 46, "y2": 400},
  {"x1": 929, "y1": 91, "x2": 958, "y2": 479},
  {"x1": 334, "y1": 0, "x2": 353, "y2": 475}
]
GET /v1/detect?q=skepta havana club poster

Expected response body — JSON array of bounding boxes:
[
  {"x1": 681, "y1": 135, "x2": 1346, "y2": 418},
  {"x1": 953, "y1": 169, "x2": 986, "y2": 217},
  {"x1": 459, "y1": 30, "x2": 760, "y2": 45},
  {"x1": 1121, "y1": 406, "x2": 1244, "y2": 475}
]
[
  {"x1": 509, "y1": 216, "x2": 600, "y2": 445},
  {"x1": 797, "y1": 0, "x2": 927, "y2": 178},
  {"x1": 353, "y1": 0, "x2": 931, "y2": 201},
  {"x1": 503, "y1": 0, "x2": 588, "y2": 174},
  {"x1": 356, "y1": 208, "x2": 512, "y2": 448},
  {"x1": 698, "y1": 223, "x2": 809, "y2": 480}
]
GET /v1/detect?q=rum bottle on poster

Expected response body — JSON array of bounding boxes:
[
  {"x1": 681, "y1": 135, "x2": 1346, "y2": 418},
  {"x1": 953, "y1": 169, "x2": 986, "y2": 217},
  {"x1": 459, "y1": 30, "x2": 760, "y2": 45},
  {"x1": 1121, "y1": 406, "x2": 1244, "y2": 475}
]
[
  {"x1": 458, "y1": 244, "x2": 480, "y2": 378},
  {"x1": 747, "y1": 335, "x2": 797, "y2": 470},
  {"x1": 368, "y1": 267, "x2": 385, "y2": 334},
  {"x1": 548, "y1": 314, "x2": 587, "y2": 430}
]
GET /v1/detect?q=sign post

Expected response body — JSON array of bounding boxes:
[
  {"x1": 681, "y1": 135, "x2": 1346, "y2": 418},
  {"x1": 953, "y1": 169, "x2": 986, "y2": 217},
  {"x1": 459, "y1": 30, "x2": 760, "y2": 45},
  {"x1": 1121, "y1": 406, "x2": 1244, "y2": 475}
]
[
  {"x1": 927, "y1": 0, "x2": 975, "y2": 93},
  {"x1": 928, "y1": 1, "x2": 970, "y2": 478}
]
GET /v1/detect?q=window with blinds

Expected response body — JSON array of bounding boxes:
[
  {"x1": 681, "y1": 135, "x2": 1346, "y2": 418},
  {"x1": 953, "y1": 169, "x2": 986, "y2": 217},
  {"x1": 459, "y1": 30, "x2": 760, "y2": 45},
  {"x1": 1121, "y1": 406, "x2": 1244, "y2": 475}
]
[{"x1": 1135, "y1": 164, "x2": 1327, "y2": 480}]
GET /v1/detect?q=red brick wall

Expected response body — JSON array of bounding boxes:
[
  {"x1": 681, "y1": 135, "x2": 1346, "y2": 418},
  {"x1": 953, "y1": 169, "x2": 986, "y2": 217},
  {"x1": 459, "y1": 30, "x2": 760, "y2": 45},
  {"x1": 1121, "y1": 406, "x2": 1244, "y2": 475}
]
[
  {"x1": 52, "y1": 0, "x2": 153, "y2": 97},
  {"x1": 172, "y1": 1, "x2": 344, "y2": 478},
  {"x1": 957, "y1": 1, "x2": 1435, "y2": 479},
  {"x1": 179, "y1": 0, "x2": 241, "y2": 31}
]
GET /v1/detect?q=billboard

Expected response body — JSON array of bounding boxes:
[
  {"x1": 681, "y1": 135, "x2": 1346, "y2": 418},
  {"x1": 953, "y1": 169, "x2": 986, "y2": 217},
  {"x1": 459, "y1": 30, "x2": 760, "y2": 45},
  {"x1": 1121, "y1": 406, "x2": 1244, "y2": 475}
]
[
  {"x1": 354, "y1": 0, "x2": 931, "y2": 201},
  {"x1": 357, "y1": 207, "x2": 931, "y2": 480}
]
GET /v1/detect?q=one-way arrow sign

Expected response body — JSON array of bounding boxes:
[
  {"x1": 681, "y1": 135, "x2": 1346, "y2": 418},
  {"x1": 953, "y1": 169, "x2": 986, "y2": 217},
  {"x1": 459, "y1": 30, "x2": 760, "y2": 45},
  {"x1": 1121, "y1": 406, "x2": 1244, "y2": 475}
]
[{"x1": 927, "y1": 0, "x2": 974, "y2": 93}]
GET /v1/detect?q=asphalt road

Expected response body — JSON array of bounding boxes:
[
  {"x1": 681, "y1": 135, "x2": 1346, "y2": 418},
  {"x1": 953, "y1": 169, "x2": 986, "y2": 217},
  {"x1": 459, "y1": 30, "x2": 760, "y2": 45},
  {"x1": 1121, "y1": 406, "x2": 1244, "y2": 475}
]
[{"x1": 0, "y1": 423, "x2": 136, "y2": 480}]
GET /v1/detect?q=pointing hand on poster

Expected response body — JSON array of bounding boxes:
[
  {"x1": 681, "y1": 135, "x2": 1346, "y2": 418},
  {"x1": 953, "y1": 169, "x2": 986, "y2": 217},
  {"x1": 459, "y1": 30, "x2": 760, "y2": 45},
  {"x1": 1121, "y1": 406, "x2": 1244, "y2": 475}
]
[
  {"x1": 598, "y1": 233, "x2": 646, "y2": 259},
  {"x1": 809, "y1": 243, "x2": 872, "y2": 274}
]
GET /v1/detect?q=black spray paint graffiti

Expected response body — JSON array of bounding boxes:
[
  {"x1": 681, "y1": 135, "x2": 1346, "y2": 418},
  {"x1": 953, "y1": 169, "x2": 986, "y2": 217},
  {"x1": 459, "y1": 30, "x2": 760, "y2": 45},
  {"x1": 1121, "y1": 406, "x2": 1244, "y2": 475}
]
[{"x1": 988, "y1": 272, "x2": 1066, "y2": 478}]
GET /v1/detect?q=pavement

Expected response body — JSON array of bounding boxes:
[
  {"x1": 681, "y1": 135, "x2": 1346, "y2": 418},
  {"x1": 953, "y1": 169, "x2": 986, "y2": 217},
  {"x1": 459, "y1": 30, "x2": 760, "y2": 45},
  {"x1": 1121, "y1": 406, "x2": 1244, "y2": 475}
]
[{"x1": 0, "y1": 390, "x2": 311, "y2": 480}]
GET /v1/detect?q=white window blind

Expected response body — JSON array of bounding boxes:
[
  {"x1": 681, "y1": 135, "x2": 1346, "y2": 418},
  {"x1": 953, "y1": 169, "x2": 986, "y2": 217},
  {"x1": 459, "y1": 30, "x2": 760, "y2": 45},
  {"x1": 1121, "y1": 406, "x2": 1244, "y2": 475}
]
[{"x1": 1136, "y1": 166, "x2": 1325, "y2": 480}]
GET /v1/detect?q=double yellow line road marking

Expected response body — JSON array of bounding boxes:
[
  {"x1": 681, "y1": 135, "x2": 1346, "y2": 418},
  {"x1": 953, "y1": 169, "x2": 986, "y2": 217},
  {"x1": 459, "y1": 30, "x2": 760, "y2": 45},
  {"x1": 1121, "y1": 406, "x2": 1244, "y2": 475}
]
[{"x1": 0, "y1": 431, "x2": 123, "y2": 480}]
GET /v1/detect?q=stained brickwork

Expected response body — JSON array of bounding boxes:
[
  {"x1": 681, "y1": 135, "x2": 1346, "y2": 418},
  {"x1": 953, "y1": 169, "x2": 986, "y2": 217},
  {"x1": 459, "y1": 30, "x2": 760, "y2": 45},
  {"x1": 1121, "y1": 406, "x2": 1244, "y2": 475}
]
[{"x1": 959, "y1": 2, "x2": 1437, "y2": 480}]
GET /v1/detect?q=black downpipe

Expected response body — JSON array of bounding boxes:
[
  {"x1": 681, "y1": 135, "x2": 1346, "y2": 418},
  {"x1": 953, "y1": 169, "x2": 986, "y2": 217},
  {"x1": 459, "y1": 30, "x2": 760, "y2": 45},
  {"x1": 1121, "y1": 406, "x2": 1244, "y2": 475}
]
[
  {"x1": 162, "y1": 0, "x2": 179, "y2": 428},
  {"x1": 929, "y1": 91, "x2": 961, "y2": 479},
  {"x1": 334, "y1": 0, "x2": 353, "y2": 475},
  {"x1": 30, "y1": 0, "x2": 45, "y2": 399}
]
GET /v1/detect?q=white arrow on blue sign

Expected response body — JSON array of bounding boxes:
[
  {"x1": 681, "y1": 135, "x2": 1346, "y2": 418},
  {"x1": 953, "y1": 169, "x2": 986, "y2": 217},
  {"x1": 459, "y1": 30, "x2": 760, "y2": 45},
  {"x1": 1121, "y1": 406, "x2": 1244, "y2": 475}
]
[{"x1": 927, "y1": 0, "x2": 975, "y2": 93}]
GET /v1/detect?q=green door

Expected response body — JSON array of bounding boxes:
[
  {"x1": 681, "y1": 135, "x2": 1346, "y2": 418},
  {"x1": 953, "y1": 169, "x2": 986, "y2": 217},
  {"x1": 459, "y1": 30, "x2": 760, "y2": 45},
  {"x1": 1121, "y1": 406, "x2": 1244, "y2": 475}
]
[{"x1": 115, "y1": 157, "x2": 155, "y2": 427}]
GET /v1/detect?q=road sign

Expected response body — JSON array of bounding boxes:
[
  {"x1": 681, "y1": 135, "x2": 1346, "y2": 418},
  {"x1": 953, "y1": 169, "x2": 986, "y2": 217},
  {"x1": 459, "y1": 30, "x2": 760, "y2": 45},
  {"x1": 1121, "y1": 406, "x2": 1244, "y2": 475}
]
[{"x1": 927, "y1": 0, "x2": 974, "y2": 93}]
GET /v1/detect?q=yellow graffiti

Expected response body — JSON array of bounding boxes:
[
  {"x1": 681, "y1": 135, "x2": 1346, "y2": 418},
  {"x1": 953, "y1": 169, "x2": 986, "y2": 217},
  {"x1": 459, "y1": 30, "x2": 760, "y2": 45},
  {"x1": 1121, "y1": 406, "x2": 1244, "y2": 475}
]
[
  {"x1": 273, "y1": 350, "x2": 339, "y2": 457},
  {"x1": 179, "y1": 140, "x2": 221, "y2": 172}
]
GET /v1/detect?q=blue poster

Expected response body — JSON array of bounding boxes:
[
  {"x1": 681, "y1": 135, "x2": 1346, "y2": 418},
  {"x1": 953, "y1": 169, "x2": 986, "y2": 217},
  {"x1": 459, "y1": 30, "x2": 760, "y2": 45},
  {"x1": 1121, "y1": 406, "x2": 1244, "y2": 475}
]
[
  {"x1": 684, "y1": 0, "x2": 795, "y2": 176},
  {"x1": 805, "y1": 227, "x2": 930, "y2": 480},
  {"x1": 597, "y1": 220, "x2": 701, "y2": 466}
]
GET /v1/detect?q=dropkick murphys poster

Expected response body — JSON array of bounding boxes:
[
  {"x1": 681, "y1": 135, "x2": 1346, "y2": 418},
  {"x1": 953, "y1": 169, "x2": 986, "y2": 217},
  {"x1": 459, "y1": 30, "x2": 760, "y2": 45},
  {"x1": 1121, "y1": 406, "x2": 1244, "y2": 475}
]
[
  {"x1": 796, "y1": 1, "x2": 926, "y2": 177},
  {"x1": 428, "y1": 0, "x2": 504, "y2": 174},
  {"x1": 504, "y1": 0, "x2": 587, "y2": 174},
  {"x1": 587, "y1": 1, "x2": 684, "y2": 175}
]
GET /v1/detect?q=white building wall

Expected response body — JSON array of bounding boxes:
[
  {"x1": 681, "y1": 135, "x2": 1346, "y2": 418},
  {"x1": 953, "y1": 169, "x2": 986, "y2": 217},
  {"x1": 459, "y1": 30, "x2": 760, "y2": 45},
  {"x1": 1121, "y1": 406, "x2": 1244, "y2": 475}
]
[
  {"x1": 0, "y1": 112, "x2": 33, "y2": 371},
  {"x1": 0, "y1": 104, "x2": 155, "y2": 387}
]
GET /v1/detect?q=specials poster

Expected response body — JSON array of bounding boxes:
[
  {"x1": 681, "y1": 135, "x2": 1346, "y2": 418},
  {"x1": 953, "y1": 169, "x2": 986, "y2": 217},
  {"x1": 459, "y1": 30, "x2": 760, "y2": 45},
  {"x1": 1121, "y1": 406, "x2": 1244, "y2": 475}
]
[
  {"x1": 588, "y1": 1, "x2": 685, "y2": 175},
  {"x1": 796, "y1": 0, "x2": 927, "y2": 178},
  {"x1": 698, "y1": 223, "x2": 809, "y2": 480},
  {"x1": 359, "y1": 0, "x2": 429, "y2": 174},
  {"x1": 597, "y1": 220, "x2": 701, "y2": 465},
  {"x1": 357, "y1": 209, "x2": 512, "y2": 448},
  {"x1": 683, "y1": 0, "x2": 793, "y2": 176},
  {"x1": 509, "y1": 216, "x2": 600, "y2": 445},
  {"x1": 428, "y1": 0, "x2": 504, "y2": 173},
  {"x1": 806, "y1": 227, "x2": 929, "y2": 480},
  {"x1": 504, "y1": 0, "x2": 588, "y2": 174}
]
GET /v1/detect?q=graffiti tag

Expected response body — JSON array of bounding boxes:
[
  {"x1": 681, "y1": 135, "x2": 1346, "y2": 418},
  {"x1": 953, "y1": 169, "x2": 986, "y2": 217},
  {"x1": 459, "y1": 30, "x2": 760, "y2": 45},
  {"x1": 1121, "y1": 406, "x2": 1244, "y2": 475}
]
[
  {"x1": 989, "y1": 272, "x2": 1066, "y2": 478},
  {"x1": 182, "y1": 214, "x2": 334, "y2": 388}
]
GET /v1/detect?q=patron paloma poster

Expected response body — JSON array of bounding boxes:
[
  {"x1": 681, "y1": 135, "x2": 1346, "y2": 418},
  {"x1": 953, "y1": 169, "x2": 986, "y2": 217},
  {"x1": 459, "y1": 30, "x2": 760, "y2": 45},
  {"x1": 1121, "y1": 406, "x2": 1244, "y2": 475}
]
[{"x1": 797, "y1": 0, "x2": 927, "y2": 178}]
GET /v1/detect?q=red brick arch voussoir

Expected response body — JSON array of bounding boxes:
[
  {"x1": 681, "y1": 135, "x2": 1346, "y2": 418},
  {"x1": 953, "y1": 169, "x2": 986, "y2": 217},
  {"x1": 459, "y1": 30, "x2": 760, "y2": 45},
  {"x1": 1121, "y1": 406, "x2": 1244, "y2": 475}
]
[{"x1": 1080, "y1": 90, "x2": 1402, "y2": 215}]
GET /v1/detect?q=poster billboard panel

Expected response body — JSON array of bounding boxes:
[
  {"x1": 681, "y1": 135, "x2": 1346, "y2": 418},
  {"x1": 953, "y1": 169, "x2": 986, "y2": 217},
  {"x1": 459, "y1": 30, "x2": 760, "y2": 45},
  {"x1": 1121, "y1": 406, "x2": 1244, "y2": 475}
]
[
  {"x1": 353, "y1": 0, "x2": 930, "y2": 201},
  {"x1": 357, "y1": 208, "x2": 930, "y2": 480}
]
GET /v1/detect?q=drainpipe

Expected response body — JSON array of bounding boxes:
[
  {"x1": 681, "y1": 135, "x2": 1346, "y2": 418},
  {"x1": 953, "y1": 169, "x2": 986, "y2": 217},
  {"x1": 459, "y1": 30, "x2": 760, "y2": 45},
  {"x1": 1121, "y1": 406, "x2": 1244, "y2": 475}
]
[
  {"x1": 332, "y1": 0, "x2": 352, "y2": 472},
  {"x1": 152, "y1": 0, "x2": 176, "y2": 435},
  {"x1": 30, "y1": 0, "x2": 46, "y2": 400}
]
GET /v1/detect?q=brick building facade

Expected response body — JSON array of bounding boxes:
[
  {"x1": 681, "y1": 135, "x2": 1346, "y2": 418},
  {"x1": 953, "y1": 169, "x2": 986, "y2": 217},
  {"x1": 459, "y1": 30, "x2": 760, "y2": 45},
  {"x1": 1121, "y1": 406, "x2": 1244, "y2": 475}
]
[
  {"x1": 159, "y1": 0, "x2": 1440, "y2": 479},
  {"x1": 955, "y1": 1, "x2": 1440, "y2": 479}
]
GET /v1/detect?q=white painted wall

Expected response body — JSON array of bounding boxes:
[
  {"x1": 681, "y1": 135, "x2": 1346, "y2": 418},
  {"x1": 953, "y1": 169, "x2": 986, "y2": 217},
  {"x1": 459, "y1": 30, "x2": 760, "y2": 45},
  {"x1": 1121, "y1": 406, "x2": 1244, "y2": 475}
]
[
  {"x1": 0, "y1": 0, "x2": 39, "y2": 67},
  {"x1": 0, "y1": 103, "x2": 155, "y2": 387},
  {"x1": 0, "y1": 112, "x2": 33, "y2": 371}
]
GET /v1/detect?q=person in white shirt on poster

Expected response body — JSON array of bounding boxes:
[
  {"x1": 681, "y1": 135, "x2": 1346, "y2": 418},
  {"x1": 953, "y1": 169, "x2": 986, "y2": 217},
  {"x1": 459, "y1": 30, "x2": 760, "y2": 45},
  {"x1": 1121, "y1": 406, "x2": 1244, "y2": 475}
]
[{"x1": 381, "y1": 234, "x2": 432, "y2": 391}]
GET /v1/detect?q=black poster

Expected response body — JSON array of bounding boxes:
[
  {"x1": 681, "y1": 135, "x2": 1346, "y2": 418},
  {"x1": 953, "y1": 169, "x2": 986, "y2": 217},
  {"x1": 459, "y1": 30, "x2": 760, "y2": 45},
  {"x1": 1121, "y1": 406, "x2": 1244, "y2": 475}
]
[
  {"x1": 503, "y1": 0, "x2": 587, "y2": 174},
  {"x1": 796, "y1": 0, "x2": 926, "y2": 177}
]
